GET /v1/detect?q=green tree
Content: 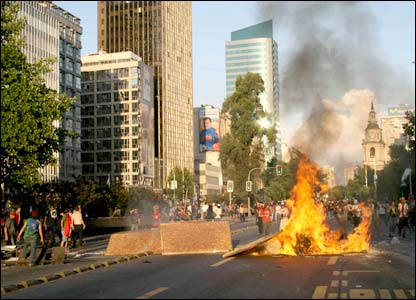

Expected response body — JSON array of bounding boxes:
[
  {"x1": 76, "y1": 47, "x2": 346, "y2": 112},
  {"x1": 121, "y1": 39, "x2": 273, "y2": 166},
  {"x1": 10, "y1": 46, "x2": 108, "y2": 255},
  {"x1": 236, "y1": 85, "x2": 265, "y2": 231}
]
[
  {"x1": 1, "y1": 2, "x2": 75, "y2": 196},
  {"x1": 220, "y1": 73, "x2": 277, "y2": 198},
  {"x1": 403, "y1": 110, "x2": 415, "y2": 156},
  {"x1": 167, "y1": 167, "x2": 195, "y2": 202}
]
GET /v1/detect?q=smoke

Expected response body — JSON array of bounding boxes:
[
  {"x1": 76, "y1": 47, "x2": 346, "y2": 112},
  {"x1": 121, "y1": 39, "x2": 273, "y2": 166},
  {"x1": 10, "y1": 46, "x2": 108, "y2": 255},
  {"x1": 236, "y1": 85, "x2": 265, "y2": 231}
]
[
  {"x1": 292, "y1": 89, "x2": 376, "y2": 183},
  {"x1": 256, "y1": 2, "x2": 414, "y2": 182}
]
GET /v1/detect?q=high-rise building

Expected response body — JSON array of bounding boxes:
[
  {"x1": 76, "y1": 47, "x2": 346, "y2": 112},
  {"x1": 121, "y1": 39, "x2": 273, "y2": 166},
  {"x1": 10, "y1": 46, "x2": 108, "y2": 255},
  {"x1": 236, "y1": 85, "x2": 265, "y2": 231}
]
[
  {"x1": 381, "y1": 104, "x2": 415, "y2": 162},
  {"x1": 225, "y1": 20, "x2": 281, "y2": 161},
  {"x1": 321, "y1": 166, "x2": 337, "y2": 188},
  {"x1": 97, "y1": 1, "x2": 193, "y2": 189},
  {"x1": 344, "y1": 165, "x2": 359, "y2": 186},
  {"x1": 81, "y1": 51, "x2": 154, "y2": 187},
  {"x1": 194, "y1": 105, "x2": 223, "y2": 197},
  {"x1": 18, "y1": 1, "x2": 82, "y2": 182}
]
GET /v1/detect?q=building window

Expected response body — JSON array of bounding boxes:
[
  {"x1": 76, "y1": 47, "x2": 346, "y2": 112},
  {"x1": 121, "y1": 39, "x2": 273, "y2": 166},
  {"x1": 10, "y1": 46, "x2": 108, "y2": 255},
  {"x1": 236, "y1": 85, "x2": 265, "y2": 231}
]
[
  {"x1": 370, "y1": 147, "x2": 375, "y2": 158},
  {"x1": 97, "y1": 93, "x2": 111, "y2": 103}
]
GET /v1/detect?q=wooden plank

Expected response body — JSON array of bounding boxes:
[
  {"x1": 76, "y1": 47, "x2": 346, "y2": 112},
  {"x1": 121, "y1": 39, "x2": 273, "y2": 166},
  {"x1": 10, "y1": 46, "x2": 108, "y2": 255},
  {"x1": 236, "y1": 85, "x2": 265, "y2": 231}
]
[{"x1": 222, "y1": 234, "x2": 278, "y2": 258}]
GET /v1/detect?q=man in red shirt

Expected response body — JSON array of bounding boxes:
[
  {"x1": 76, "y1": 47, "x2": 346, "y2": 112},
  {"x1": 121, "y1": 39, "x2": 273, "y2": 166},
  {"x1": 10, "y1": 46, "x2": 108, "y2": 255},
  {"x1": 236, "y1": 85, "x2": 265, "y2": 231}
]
[{"x1": 261, "y1": 203, "x2": 272, "y2": 236}]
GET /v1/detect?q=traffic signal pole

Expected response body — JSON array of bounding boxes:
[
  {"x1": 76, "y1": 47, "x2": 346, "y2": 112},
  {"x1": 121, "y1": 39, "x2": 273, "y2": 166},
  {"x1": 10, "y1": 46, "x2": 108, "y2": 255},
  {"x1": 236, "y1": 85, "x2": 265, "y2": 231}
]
[{"x1": 247, "y1": 165, "x2": 283, "y2": 217}]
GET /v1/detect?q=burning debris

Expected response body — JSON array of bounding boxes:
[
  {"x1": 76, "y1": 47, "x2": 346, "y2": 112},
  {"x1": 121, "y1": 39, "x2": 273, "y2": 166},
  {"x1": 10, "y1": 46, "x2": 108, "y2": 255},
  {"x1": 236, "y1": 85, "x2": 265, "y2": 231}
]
[{"x1": 249, "y1": 156, "x2": 372, "y2": 256}]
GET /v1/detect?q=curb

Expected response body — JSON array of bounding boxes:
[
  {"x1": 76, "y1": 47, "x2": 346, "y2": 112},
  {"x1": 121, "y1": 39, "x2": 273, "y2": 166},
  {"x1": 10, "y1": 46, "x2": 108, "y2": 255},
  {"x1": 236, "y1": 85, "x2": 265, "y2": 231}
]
[{"x1": 1, "y1": 251, "x2": 158, "y2": 296}]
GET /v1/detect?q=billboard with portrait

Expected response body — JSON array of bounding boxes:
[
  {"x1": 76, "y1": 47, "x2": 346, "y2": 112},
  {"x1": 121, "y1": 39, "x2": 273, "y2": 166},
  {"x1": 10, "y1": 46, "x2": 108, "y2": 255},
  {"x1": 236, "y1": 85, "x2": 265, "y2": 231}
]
[
  {"x1": 140, "y1": 62, "x2": 154, "y2": 179},
  {"x1": 199, "y1": 107, "x2": 220, "y2": 152}
]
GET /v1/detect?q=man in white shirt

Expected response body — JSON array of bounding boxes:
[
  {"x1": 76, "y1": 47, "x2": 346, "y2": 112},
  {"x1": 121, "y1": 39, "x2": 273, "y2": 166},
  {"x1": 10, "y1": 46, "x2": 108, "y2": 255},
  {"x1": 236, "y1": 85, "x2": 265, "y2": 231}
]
[{"x1": 71, "y1": 205, "x2": 86, "y2": 248}]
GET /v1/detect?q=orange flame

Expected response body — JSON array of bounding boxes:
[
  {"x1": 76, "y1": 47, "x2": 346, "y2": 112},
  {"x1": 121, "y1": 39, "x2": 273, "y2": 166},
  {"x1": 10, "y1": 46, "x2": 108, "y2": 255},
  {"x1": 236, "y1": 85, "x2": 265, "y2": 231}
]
[{"x1": 259, "y1": 156, "x2": 372, "y2": 256}]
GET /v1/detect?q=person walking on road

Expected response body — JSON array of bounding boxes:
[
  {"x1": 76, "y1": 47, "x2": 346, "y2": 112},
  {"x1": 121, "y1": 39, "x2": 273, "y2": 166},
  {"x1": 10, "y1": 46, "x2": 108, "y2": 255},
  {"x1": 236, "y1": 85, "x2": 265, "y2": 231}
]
[
  {"x1": 261, "y1": 203, "x2": 272, "y2": 236},
  {"x1": 239, "y1": 204, "x2": 246, "y2": 223},
  {"x1": 397, "y1": 197, "x2": 409, "y2": 238},
  {"x1": 71, "y1": 205, "x2": 86, "y2": 248},
  {"x1": 387, "y1": 200, "x2": 399, "y2": 238},
  {"x1": 61, "y1": 209, "x2": 72, "y2": 252},
  {"x1": 4, "y1": 210, "x2": 17, "y2": 245},
  {"x1": 17, "y1": 210, "x2": 44, "y2": 267}
]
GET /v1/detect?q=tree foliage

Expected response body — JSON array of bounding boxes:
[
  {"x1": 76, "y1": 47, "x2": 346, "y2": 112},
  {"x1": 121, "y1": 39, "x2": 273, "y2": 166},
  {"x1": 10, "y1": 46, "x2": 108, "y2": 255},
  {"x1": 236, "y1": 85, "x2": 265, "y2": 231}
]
[
  {"x1": 167, "y1": 167, "x2": 195, "y2": 202},
  {"x1": 403, "y1": 110, "x2": 415, "y2": 156},
  {"x1": 220, "y1": 73, "x2": 277, "y2": 198},
  {"x1": 1, "y1": 2, "x2": 75, "y2": 194}
]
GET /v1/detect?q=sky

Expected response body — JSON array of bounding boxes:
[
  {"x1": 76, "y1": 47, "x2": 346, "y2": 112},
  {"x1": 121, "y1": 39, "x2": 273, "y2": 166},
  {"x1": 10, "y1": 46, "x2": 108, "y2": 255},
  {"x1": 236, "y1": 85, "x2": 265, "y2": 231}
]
[{"x1": 55, "y1": 1, "x2": 415, "y2": 178}]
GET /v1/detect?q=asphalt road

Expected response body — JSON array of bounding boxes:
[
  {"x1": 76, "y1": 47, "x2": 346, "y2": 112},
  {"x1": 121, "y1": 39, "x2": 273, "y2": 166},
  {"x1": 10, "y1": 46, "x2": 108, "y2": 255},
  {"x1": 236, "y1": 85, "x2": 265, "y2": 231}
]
[{"x1": 2, "y1": 223, "x2": 415, "y2": 299}]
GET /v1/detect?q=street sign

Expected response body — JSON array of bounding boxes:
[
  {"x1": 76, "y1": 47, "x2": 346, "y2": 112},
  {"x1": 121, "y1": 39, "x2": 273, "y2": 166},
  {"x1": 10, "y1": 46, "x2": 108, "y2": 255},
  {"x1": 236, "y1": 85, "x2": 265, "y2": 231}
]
[
  {"x1": 246, "y1": 181, "x2": 252, "y2": 192},
  {"x1": 227, "y1": 180, "x2": 234, "y2": 193},
  {"x1": 276, "y1": 165, "x2": 283, "y2": 176},
  {"x1": 170, "y1": 180, "x2": 177, "y2": 190}
]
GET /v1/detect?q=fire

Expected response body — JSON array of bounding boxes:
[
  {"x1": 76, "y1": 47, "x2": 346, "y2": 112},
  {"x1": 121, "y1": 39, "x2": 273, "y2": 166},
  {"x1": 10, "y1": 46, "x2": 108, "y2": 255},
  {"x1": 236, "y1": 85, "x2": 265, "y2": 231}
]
[{"x1": 257, "y1": 156, "x2": 372, "y2": 256}]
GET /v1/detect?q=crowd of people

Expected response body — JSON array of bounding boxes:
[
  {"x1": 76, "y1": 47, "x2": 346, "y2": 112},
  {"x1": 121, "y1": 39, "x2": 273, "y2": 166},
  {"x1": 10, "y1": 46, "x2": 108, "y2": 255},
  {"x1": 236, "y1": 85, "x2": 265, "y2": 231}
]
[
  {"x1": 1, "y1": 203, "x2": 86, "y2": 266},
  {"x1": 324, "y1": 195, "x2": 415, "y2": 239}
]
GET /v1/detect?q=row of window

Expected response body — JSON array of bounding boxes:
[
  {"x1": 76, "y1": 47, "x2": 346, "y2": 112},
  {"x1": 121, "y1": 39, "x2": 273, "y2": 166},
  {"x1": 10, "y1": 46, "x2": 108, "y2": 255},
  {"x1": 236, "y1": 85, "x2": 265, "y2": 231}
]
[
  {"x1": 81, "y1": 103, "x2": 139, "y2": 115},
  {"x1": 226, "y1": 60, "x2": 267, "y2": 67},
  {"x1": 226, "y1": 54, "x2": 268, "y2": 62},
  {"x1": 226, "y1": 42, "x2": 266, "y2": 50},
  {"x1": 81, "y1": 127, "x2": 140, "y2": 139},
  {"x1": 82, "y1": 162, "x2": 138, "y2": 174},
  {"x1": 81, "y1": 150, "x2": 140, "y2": 163},
  {"x1": 81, "y1": 79, "x2": 138, "y2": 92},
  {"x1": 81, "y1": 91, "x2": 138, "y2": 104},
  {"x1": 226, "y1": 48, "x2": 266, "y2": 55},
  {"x1": 82, "y1": 115, "x2": 140, "y2": 127},
  {"x1": 226, "y1": 66, "x2": 265, "y2": 74},
  {"x1": 82, "y1": 138, "x2": 141, "y2": 152}
]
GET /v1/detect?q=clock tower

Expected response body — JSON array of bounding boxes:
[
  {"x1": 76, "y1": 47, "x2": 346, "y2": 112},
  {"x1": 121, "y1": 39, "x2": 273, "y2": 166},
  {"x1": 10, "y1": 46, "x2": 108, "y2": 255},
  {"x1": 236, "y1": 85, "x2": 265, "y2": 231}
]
[{"x1": 362, "y1": 102, "x2": 386, "y2": 174}]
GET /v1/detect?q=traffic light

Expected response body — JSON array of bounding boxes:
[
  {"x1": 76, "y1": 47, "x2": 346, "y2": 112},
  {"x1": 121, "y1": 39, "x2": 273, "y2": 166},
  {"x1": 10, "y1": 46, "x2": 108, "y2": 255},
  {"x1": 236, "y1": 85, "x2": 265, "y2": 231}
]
[
  {"x1": 227, "y1": 180, "x2": 234, "y2": 192},
  {"x1": 276, "y1": 165, "x2": 283, "y2": 176},
  {"x1": 246, "y1": 181, "x2": 252, "y2": 192}
]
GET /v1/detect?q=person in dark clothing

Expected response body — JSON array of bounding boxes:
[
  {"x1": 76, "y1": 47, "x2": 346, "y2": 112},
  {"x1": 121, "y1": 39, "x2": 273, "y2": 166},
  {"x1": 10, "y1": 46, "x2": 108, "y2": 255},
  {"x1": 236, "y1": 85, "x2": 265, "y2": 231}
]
[{"x1": 206, "y1": 204, "x2": 215, "y2": 221}]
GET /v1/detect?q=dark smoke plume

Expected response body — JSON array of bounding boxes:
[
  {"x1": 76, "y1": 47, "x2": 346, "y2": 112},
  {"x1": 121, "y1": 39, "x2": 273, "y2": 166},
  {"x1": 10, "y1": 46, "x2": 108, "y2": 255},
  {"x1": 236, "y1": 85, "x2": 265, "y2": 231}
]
[{"x1": 256, "y1": 2, "x2": 414, "y2": 182}]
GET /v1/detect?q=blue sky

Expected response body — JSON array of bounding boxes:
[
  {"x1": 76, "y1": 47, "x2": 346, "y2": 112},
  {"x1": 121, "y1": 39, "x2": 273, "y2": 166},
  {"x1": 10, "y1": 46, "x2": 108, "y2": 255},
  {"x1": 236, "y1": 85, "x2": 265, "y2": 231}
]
[{"x1": 55, "y1": 1, "x2": 415, "y2": 143}]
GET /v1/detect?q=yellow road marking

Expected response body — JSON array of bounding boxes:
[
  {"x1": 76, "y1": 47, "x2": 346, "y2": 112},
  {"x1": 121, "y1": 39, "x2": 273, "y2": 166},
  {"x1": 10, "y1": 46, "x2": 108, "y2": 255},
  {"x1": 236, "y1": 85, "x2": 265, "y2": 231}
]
[
  {"x1": 393, "y1": 289, "x2": 408, "y2": 299},
  {"x1": 333, "y1": 271, "x2": 340, "y2": 276},
  {"x1": 341, "y1": 280, "x2": 348, "y2": 287},
  {"x1": 331, "y1": 280, "x2": 339, "y2": 287},
  {"x1": 349, "y1": 289, "x2": 376, "y2": 299},
  {"x1": 137, "y1": 287, "x2": 169, "y2": 299},
  {"x1": 328, "y1": 292, "x2": 338, "y2": 299},
  {"x1": 210, "y1": 257, "x2": 235, "y2": 267},
  {"x1": 409, "y1": 290, "x2": 415, "y2": 297},
  {"x1": 312, "y1": 286, "x2": 327, "y2": 299},
  {"x1": 379, "y1": 289, "x2": 392, "y2": 299},
  {"x1": 327, "y1": 256, "x2": 339, "y2": 265},
  {"x1": 342, "y1": 270, "x2": 380, "y2": 276}
]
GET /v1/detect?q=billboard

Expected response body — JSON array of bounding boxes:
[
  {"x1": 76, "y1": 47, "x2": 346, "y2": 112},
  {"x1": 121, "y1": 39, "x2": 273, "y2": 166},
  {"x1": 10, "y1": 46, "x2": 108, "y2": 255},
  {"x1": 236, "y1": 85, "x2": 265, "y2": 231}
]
[
  {"x1": 140, "y1": 62, "x2": 154, "y2": 179},
  {"x1": 199, "y1": 107, "x2": 220, "y2": 152}
]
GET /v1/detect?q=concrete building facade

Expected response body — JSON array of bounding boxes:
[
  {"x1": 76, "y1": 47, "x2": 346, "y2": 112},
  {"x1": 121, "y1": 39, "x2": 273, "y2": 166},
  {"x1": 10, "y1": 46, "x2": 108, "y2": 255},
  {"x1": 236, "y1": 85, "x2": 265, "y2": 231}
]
[
  {"x1": 18, "y1": 1, "x2": 82, "y2": 182},
  {"x1": 97, "y1": 1, "x2": 193, "y2": 189},
  {"x1": 381, "y1": 104, "x2": 415, "y2": 163},
  {"x1": 344, "y1": 165, "x2": 359, "y2": 186},
  {"x1": 225, "y1": 20, "x2": 281, "y2": 161},
  {"x1": 194, "y1": 106, "x2": 223, "y2": 197},
  {"x1": 80, "y1": 51, "x2": 154, "y2": 187}
]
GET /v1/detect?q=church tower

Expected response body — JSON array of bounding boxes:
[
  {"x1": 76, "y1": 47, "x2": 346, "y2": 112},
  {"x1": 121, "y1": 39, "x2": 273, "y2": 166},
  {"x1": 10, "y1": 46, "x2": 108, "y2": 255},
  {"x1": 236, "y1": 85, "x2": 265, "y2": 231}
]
[{"x1": 362, "y1": 102, "x2": 386, "y2": 174}]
